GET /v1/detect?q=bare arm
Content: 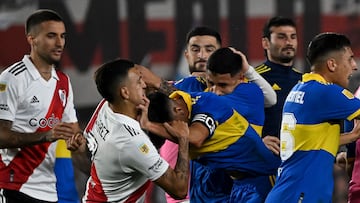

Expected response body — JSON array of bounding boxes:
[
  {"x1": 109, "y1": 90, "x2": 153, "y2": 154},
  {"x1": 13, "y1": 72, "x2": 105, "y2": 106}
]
[
  {"x1": 0, "y1": 119, "x2": 74, "y2": 149},
  {"x1": 340, "y1": 119, "x2": 360, "y2": 145},
  {"x1": 153, "y1": 121, "x2": 190, "y2": 199},
  {"x1": 67, "y1": 131, "x2": 92, "y2": 175},
  {"x1": 142, "y1": 120, "x2": 209, "y2": 148},
  {"x1": 136, "y1": 65, "x2": 177, "y2": 95}
]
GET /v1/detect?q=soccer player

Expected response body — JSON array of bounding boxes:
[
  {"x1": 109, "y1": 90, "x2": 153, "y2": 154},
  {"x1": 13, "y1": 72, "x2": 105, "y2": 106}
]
[
  {"x1": 255, "y1": 16, "x2": 302, "y2": 155},
  {"x1": 265, "y1": 32, "x2": 360, "y2": 202},
  {"x1": 0, "y1": 9, "x2": 81, "y2": 202},
  {"x1": 79, "y1": 59, "x2": 190, "y2": 202},
  {"x1": 140, "y1": 47, "x2": 278, "y2": 202},
  {"x1": 143, "y1": 89, "x2": 279, "y2": 203}
]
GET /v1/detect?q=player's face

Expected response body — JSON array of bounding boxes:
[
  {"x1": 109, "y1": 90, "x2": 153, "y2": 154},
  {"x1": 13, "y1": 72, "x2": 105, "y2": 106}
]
[
  {"x1": 332, "y1": 47, "x2": 357, "y2": 88},
  {"x1": 185, "y1": 35, "x2": 220, "y2": 73},
  {"x1": 263, "y1": 25, "x2": 297, "y2": 65},
  {"x1": 127, "y1": 67, "x2": 147, "y2": 106},
  {"x1": 29, "y1": 21, "x2": 66, "y2": 65},
  {"x1": 206, "y1": 72, "x2": 241, "y2": 95},
  {"x1": 171, "y1": 97, "x2": 189, "y2": 122}
]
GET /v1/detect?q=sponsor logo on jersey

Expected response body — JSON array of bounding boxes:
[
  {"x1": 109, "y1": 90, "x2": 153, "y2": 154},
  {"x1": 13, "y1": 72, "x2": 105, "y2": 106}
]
[
  {"x1": 272, "y1": 83, "x2": 281, "y2": 91},
  {"x1": 0, "y1": 104, "x2": 9, "y2": 111},
  {"x1": 148, "y1": 158, "x2": 164, "y2": 172},
  {"x1": 29, "y1": 113, "x2": 60, "y2": 128},
  {"x1": 139, "y1": 143, "x2": 149, "y2": 154},
  {"x1": 30, "y1": 96, "x2": 40, "y2": 103},
  {"x1": 0, "y1": 83, "x2": 6, "y2": 92}
]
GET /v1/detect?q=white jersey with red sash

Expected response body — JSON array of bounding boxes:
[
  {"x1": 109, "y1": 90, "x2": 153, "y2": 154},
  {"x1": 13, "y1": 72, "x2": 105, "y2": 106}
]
[
  {"x1": 82, "y1": 99, "x2": 169, "y2": 203},
  {"x1": 0, "y1": 55, "x2": 78, "y2": 202}
]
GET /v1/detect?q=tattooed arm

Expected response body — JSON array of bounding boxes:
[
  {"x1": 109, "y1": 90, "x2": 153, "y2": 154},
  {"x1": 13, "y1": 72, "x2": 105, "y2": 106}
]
[{"x1": 153, "y1": 121, "x2": 190, "y2": 199}]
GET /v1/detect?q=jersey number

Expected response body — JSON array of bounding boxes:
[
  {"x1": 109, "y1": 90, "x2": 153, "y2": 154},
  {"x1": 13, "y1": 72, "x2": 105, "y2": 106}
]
[{"x1": 280, "y1": 113, "x2": 297, "y2": 161}]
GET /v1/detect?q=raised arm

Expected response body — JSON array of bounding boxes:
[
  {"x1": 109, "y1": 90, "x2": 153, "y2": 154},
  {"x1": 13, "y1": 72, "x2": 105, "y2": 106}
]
[
  {"x1": 229, "y1": 47, "x2": 277, "y2": 107},
  {"x1": 153, "y1": 121, "x2": 190, "y2": 199},
  {"x1": 135, "y1": 64, "x2": 177, "y2": 95},
  {"x1": 244, "y1": 65, "x2": 277, "y2": 107}
]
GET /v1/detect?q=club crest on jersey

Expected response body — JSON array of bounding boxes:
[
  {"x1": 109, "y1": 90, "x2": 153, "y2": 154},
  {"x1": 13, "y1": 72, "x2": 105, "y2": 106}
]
[
  {"x1": 58, "y1": 89, "x2": 67, "y2": 107},
  {"x1": 139, "y1": 143, "x2": 149, "y2": 154},
  {"x1": 0, "y1": 83, "x2": 6, "y2": 92}
]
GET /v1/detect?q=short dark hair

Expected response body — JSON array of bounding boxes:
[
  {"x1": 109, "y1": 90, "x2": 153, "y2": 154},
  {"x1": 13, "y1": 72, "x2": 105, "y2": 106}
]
[
  {"x1": 207, "y1": 48, "x2": 243, "y2": 76},
  {"x1": 306, "y1": 32, "x2": 351, "y2": 65},
  {"x1": 147, "y1": 91, "x2": 173, "y2": 123},
  {"x1": 25, "y1": 9, "x2": 63, "y2": 35},
  {"x1": 262, "y1": 16, "x2": 296, "y2": 39},
  {"x1": 94, "y1": 59, "x2": 135, "y2": 103},
  {"x1": 147, "y1": 91, "x2": 172, "y2": 149},
  {"x1": 185, "y1": 26, "x2": 222, "y2": 46}
]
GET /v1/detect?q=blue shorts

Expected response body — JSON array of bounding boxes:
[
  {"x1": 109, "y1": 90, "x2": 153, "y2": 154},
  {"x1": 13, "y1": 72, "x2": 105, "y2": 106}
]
[
  {"x1": 189, "y1": 161, "x2": 232, "y2": 203},
  {"x1": 229, "y1": 175, "x2": 273, "y2": 203}
]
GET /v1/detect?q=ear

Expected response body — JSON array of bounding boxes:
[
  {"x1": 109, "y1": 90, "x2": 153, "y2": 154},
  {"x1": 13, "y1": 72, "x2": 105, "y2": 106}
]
[
  {"x1": 26, "y1": 35, "x2": 34, "y2": 46},
  {"x1": 326, "y1": 58, "x2": 337, "y2": 72},
  {"x1": 184, "y1": 49, "x2": 189, "y2": 61},
  {"x1": 262, "y1": 37, "x2": 270, "y2": 49},
  {"x1": 120, "y1": 86, "x2": 130, "y2": 100}
]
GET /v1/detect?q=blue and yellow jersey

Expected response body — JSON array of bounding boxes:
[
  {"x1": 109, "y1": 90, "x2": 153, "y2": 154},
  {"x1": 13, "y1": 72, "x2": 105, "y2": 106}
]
[
  {"x1": 55, "y1": 140, "x2": 80, "y2": 203},
  {"x1": 223, "y1": 82, "x2": 265, "y2": 135},
  {"x1": 170, "y1": 91, "x2": 279, "y2": 175},
  {"x1": 255, "y1": 60, "x2": 302, "y2": 137},
  {"x1": 175, "y1": 76, "x2": 265, "y2": 135},
  {"x1": 174, "y1": 75, "x2": 207, "y2": 92},
  {"x1": 266, "y1": 73, "x2": 360, "y2": 203}
]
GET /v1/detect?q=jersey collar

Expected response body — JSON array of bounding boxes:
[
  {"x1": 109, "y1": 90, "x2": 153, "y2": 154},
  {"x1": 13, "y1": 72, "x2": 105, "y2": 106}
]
[
  {"x1": 22, "y1": 55, "x2": 59, "y2": 81},
  {"x1": 302, "y1": 72, "x2": 331, "y2": 84}
]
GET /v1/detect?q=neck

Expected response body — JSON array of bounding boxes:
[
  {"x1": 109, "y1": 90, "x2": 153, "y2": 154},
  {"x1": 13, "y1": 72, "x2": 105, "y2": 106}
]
[
  {"x1": 109, "y1": 102, "x2": 138, "y2": 119},
  {"x1": 29, "y1": 54, "x2": 54, "y2": 72},
  {"x1": 267, "y1": 58, "x2": 294, "y2": 67}
]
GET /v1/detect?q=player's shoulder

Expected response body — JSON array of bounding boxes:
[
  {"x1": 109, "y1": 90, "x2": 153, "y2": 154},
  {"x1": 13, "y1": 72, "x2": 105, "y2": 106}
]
[
  {"x1": 255, "y1": 63, "x2": 271, "y2": 74},
  {"x1": 1, "y1": 61, "x2": 28, "y2": 78},
  {"x1": 291, "y1": 67, "x2": 303, "y2": 75}
]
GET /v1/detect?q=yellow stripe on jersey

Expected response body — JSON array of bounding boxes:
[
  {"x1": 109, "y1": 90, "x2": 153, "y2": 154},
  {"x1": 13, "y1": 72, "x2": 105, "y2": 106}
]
[
  {"x1": 342, "y1": 89, "x2": 355, "y2": 99},
  {"x1": 56, "y1": 140, "x2": 71, "y2": 158},
  {"x1": 291, "y1": 122, "x2": 340, "y2": 157},
  {"x1": 302, "y1": 73, "x2": 329, "y2": 84},
  {"x1": 348, "y1": 108, "x2": 360, "y2": 121},
  {"x1": 189, "y1": 110, "x2": 249, "y2": 159},
  {"x1": 250, "y1": 124, "x2": 262, "y2": 137},
  {"x1": 255, "y1": 65, "x2": 271, "y2": 74}
]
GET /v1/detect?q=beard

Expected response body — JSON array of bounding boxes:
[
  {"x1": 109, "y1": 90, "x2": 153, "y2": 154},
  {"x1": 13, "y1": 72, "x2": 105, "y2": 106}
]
[
  {"x1": 189, "y1": 63, "x2": 206, "y2": 74},
  {"x1": 278, "y1": 56, "x2": 294, "y2": 64}
]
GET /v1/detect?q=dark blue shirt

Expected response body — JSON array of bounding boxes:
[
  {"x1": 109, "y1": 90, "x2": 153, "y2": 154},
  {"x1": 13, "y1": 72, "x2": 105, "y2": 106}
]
[{"x1": 255, "y1": 60, "x2": 302, "y2": 137}]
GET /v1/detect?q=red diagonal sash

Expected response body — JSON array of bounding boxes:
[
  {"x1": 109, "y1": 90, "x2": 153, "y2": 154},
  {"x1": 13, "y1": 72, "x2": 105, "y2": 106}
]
[{"x1": 0, "y1": 71, "x2": 69, "y2": 190}]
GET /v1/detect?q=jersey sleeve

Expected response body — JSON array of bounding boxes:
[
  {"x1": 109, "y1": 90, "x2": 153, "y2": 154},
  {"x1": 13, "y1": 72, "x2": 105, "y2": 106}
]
[
  {"x1": 174, "y1": 76, "x2": 207, "y2": 92},
  {"x1": 320, "y1": 86, "x2": 360, "y2": 121},
  {"x1": 0, "y1": 71, "x2": 19, "y2": 121},
  {"x1": 190, "y1": 92, "x2": 233, "y2": 138},
  {"x1": 121, "y1": 131, "x2": 169, "y2": 181}
]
